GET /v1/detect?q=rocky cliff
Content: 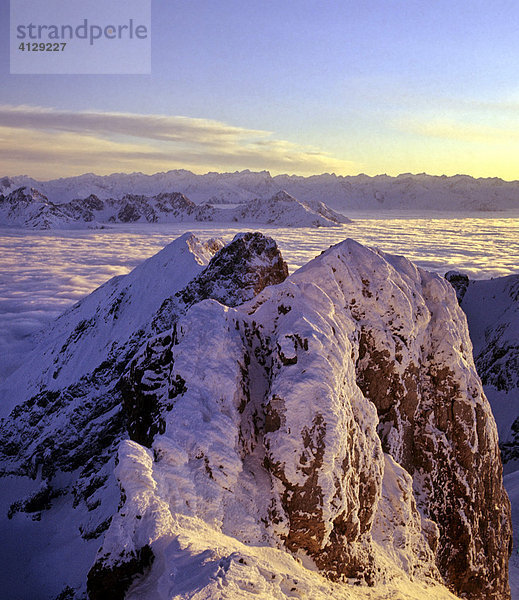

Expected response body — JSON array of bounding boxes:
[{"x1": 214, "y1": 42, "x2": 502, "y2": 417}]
[
  {"x1": 0, "y1": 234, "x2": 511, "y2": 600},
  {"x1": 94, "y1": 239, "x2": 511, "y2": 599}
]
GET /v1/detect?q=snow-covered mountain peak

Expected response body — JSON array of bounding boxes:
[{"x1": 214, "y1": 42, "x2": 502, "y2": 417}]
[
  {"x1": 6, "y1": 186, "x2": 49, "y2": 204},
  {"x1": 0, "y1": 186, "x2": 80, "y2": 229},
  {"x1": 90, "y1": 237, "x2": 510, "y2": 600},
  {"x1": 0, "y1": 233, "x2": 221, "y2": 416},
  {"x1": 0, "y1": 234, "x2": 511, "y2": 600},
  {"x1": 228, "y1": 191, "x2": 350, "y2": 226},
  {"x1": 151, "y1": 231, "x2": 289, "y2": 333},
  {"x1": 270, "y1": 189, "x2": 297, "y2": 202},
  {"x1": 175, "y1": 231, "x2": 288, "y2": 303},
  {"x1": 130, "y1": 231, "x2": 219, "y2": 276}
]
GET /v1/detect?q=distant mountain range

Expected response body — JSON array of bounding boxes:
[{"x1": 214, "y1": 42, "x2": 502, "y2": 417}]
[
  {"x1": 2, "y1": 170, "x2": 519, "y2": 212},
  {"x1": 0, "y1": 187, "x2": 350, "y2": 229}
]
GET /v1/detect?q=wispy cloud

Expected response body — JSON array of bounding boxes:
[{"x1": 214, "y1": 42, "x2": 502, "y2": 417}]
[
  {"x1": 0, "y1": 104, "x2": 358, "y2": 177},
  {"x1": 0, "y1": 104, "x2": 268, "y2": 146}
]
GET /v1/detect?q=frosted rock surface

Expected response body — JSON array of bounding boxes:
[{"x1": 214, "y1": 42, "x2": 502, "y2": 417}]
[
  {"x1": 98, "y1": 238, "x2": 510, "y2": 599},
  {"x1": 0, "y1": 234, "x2": 510, "y2": 600}
]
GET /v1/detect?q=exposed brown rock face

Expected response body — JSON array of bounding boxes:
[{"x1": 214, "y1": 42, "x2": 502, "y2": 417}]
[
  {"x1": 261, "y1": 358, "x2": 383, "y2": 585},
  {"x1": 243, "y1": 246, "x2": 436, "y2": 586},
  {"x1": 353, "y1": 257, "x2": 512, "y2": 600},
  {"x1": 243, "y1": 240, "x2": 511, "y2": 597}
]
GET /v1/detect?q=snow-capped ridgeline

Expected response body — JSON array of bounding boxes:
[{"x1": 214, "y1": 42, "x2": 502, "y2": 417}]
[
  {"x1": 2, "y1": 170, "x2": 519, "y2": 212},
  {"x1": 0, "y1": 187, "x2": 350, "y2": 229},
  {"x1": 0, "y1": 234, "x2": 511, "y2": 600},
  {"x1": 0, "y1": 232, "x2": 221, "y2": 417}
]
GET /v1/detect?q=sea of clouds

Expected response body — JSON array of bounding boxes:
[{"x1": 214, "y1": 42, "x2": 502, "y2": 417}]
[{"x1": 1, "y1": 214, "x2": 518, "y2": 380}]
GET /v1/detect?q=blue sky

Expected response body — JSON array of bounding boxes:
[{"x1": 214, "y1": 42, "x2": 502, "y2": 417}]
[{"x1": 1, "y1": 0, "x2": 519, "y2": 179}]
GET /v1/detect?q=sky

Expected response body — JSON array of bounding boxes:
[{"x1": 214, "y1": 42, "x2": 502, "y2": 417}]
[{"x1": 1, "y1": 0, "x2": 519, "y2": 180}]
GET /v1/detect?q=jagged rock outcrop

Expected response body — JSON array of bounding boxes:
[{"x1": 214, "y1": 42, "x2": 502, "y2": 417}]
[
  {"x1": 151, "y1": 232, "x2": 289, "y2": 333},
  {"x1": 95, "y1": 238, "x2": 510, "y2": 600},
  {"x1": 445, "y1": 270, "x2": 470, "y2": 303}
]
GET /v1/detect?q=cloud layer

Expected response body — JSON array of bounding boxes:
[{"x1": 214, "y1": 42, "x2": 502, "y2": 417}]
[
  {"x1": 2, "y1": 218, "x2": 518, "y2": 380},
  {"x1": 0, "y1": 104, "x2": 357, "y2": 178}
]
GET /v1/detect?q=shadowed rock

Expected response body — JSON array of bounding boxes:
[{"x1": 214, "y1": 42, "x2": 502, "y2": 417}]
[
  {"x1": 87, "y1": 545, "x2": 154, "y2": 600},
  {"x1": 124, "y1": 232, "x2": 289, "y2": 446}
]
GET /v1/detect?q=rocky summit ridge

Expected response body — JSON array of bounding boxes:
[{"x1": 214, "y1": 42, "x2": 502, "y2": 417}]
[{"x1": 0, "y1": 233, "x2": 511, "y2": 600}]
